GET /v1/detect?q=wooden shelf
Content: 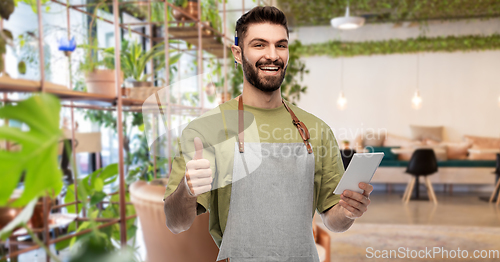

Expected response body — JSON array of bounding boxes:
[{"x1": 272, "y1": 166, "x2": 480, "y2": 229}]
[
  {"x1": 0, "y1": 77, "x2": 213, "y2": 113},
  {"x1": 169, "y1": 26, "x2": 230, "y2": 58}
]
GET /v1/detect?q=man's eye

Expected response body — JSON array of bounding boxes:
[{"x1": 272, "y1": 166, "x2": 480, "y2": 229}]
[{"x1": 255, "y1": 44, "x2": 263, "y2": 47}]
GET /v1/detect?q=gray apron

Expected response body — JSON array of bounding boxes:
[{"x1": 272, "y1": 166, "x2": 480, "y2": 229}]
[{"x1": 216, "y1": 96, "x2": 320, "y2": 262}]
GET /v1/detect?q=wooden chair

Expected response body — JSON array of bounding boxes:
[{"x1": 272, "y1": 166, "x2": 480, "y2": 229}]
[
  {"x1": 402, "y1": 149, "x2": 438, "y2": 204},
  {"x1": 490, "y1": 153, "x2": 500, "y2": 205}
]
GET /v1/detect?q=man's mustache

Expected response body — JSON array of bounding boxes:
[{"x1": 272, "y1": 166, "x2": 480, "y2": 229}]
[{"x1": 256, "y1": 60, "x2": 285, "y2": 68}]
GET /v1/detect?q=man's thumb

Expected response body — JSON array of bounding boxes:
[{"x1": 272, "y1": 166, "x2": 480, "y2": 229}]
[{"x1": 193, "y1": 137, "x2": 203, "y2": 160}]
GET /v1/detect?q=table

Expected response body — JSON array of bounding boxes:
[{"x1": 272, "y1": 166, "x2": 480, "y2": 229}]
[{"x1": 467, "y1": 149, "x2": 500, "y2": 154}]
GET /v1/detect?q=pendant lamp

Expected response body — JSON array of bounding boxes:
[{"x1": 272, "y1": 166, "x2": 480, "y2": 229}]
[
  {"x1": 331, "y1": 1, "x2": 365, "y2": 30},
  {"x1": 337, "y1": 58, "x2": 347, "y2": 110},
  {"x1": 412, "y1": 54, "x2": 422, "y2": 110}
]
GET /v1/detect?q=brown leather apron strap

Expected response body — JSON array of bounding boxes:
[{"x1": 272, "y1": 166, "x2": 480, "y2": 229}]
[
  {"x1": 238, "y1": 95, "x2": 245, "y2": 153},
  {"x1": 238, "y1": 95, "x2": 313, "y2": 154},
  {"x1": 281, "y1": 99, "x2": 313, "y2": 154}
]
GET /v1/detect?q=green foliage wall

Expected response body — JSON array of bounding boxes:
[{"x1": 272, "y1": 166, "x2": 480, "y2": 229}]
[{"x1": 294, "y1": 34, "x2": 500, "y2": 58}]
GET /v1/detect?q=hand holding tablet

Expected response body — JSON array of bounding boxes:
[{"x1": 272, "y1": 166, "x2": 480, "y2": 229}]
[{"x1": 333, "y1": 153, "x2": 384, "y2": 195}]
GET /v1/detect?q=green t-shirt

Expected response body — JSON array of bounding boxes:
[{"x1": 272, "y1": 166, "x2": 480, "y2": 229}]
[{"x1": 164, "y1": 98, "x2": 344, "y2": 248}]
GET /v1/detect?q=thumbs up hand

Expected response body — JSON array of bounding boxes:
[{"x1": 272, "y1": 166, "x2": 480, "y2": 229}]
[{"x1": 184, "y1": 137, "x2": 213, "y2": 197}]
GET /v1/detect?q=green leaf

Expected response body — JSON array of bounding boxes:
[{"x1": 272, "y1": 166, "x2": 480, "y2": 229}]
[
  {"x1": 98, "y1": 163, "x2": 119, "y2": 184},
  {"x1": 89, "y1": 191, "x2": 107, "y2": 206},
  {"x1": 0, "y1": 94, "x2": 63, "y2": 207},
  {"x1": 64, "y1": 184, "x2": 83, "y2": 214},
  {"x1": 54, "y1": 221, "x2": 76, "y2": 250},
  {"x1": 126, "y1": 224, "x2": 137, "y2": 240},
  {"x1": 18, "y1": 61, "x2": 26, "y2": 74},
  {"x1": 0, "y1": 199, "x2": 37, "y2": 240},
  {"x1": 2, "y1": 29, "x2": 13, "y2": 41},
  {"x1": 69, "y1": 221, "x2": 91, "y2": 247},
  {"x1": 94, "y1": 177, "x2": 104, "y2": 192},
  {"x1": 89, "y1": 209, "x2": 99, "y2": 219}
]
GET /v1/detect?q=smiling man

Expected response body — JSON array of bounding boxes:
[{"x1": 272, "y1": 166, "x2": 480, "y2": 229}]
[{"x1": 163, "y1": 6, "x2": 373, "y2": 262}]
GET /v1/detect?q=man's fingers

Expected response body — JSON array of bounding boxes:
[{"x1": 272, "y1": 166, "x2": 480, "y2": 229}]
[
  {"x1": 186, "y1": 168, "x2": 212, "y2": 179},
  {"x1": 342, "y1": 190, "x2": 370, "y2": 206},
  {"x1": 186, "y1": 159, "x2": 210, "y2": 170},
  {"x1": 192, "y1": 184, "x2": 212, "y2": 196},
  {"x1": 193, "y1": 137, "x2": 204, "y2": 160},
  {"x1": 340, "y1": 200, "x2": 362, "y2": 217},
  {"x1": 359, "y1": 182, "x2": 374, "y2": 197},
  {"x1": 190, "y1": 176, "x2": 213, "y2": 187},
  {"x1": 341, "y1": 196, "x2": 367, "y2": 213},
  {"x1": 184, "y1": 137, "x2": 211, "y2": 197}
]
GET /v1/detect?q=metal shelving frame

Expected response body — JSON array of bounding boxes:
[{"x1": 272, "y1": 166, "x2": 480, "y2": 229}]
[{"x1": 0, "y1": 0, "x2": 233, "y2": 260}]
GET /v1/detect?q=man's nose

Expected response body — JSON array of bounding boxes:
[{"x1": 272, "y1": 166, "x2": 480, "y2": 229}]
[{"x1": 264, "y1": 46, "x2": 279, "y2": 62}]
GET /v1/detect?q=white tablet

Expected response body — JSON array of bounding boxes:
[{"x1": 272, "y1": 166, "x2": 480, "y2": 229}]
[{"x1": 333, "y1": 153, "x2": 385, "y2": 195}]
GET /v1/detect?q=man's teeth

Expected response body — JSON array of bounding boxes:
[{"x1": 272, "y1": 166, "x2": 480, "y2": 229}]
[{"x1": 260, "y1": 66, "x2": 279, "y2": 71}]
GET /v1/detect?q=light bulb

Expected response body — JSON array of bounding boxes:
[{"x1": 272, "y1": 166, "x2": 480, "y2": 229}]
[
  {"x1": 337, "y1": 91, "x2": 347, "y2": 110},
  {"x1": 412, "y1": 90, "x2": 422, "y2": 110},
  {"x1": 338, "y1": 23, "x2": 359, "y2": 30}
]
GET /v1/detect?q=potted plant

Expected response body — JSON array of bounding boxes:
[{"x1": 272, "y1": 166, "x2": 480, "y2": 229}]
[
  {"x1": 79, "y1": 40, "x2": 122, "y2": 96},
  {"x1": 103, "y1": 39, "x2": 181, "y2": 100},
  {"x1": 170, "y1": 0, "x2": 222, "y2": 35},
  {"x1": 200, "y1": 0, "x2": 222, "y2": 34},
  {"x1": 79, "y1": 0, "x2": 123, "y2": 97},
  {"x1": 171, "y1": 0, "x2": 198, "y2": 22},
  {"x1": 103, "y1": 39, "x2": 164, "y2": 88}
]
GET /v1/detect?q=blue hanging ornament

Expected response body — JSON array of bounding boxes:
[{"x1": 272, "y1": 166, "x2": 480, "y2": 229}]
[{"x1": 58, "y1": 37, "x2": 76, "y2": 56}]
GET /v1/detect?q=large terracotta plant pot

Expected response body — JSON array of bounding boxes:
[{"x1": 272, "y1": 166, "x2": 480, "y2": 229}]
[
  {"x1": 84, "y1": 69, "x2": 124, "y2": 96},
  {"x1": 0, "y1": 196, "x2": 55, "y2": 230},
  {"x1": 0, "y1": 206, "x2": 23, "y2": 229},
  {"x1": 30, "y1": 197, "x2": 56, "y2": 229},
  {"x1": 130, "y1": 179, "x2": 219, "y2": 262}
]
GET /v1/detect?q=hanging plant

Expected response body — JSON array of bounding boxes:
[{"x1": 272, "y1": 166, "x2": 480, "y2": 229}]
[{"x1": 294, "y1": 34, "x2": 500, "y2": 58}]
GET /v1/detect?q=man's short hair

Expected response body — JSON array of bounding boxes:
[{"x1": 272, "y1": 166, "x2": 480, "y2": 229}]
[{"x1": 235, "y1": 6, "x2": 289, "y2": 47}]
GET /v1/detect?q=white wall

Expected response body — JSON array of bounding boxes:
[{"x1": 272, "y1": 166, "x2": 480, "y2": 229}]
[{"x1": 294, "y1": 19, "x2": 500, "y2": 143}]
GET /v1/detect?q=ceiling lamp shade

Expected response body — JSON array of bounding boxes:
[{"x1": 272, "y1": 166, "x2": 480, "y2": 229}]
[{"x1": 330, "y1": 6, "x2": 365, "y2": 30}]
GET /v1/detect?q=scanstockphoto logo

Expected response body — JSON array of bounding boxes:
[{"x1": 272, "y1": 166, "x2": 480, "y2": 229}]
[{"x1": 366, "y1": 247, "x2": 500, "y2": 259}]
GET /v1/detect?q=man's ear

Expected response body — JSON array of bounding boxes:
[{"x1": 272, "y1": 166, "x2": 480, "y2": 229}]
[{"x1": 231, "y1": 45, "x2": 242, "y2": 65}]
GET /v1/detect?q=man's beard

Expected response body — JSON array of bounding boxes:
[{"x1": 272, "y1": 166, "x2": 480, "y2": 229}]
[{"x1": 241, "y1": 49, "x2": 287, "y2": 93}]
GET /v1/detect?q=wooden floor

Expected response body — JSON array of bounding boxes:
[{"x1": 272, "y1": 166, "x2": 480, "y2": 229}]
[{"x1": 318, "y1": 191, "x2": 500, "y2": 227}]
